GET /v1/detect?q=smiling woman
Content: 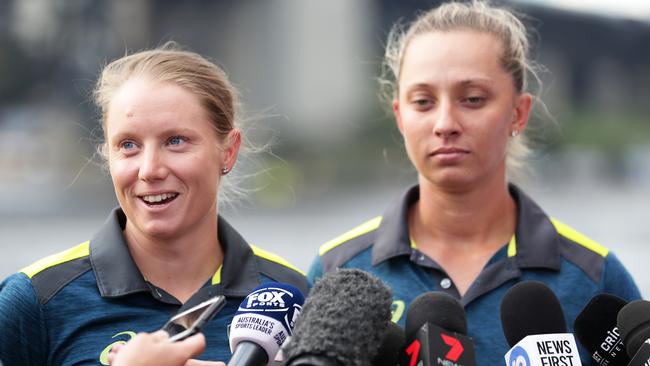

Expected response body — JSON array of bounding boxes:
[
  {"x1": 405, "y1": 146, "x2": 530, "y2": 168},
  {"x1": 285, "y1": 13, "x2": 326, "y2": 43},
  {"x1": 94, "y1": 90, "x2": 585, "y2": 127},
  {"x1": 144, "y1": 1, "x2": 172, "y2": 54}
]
[{"x1": 0, "y1": 43, "x2": 308, "y2": 366}]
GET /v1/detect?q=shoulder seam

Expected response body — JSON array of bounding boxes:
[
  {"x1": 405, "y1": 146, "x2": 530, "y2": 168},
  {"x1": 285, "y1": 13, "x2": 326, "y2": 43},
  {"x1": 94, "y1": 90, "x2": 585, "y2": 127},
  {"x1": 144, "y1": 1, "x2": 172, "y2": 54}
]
[
  {"x1": 319, "y1": 216, "x2": 382, "y2": 256},
  {"x1": 20, "y1": 241, "x2": 90, "y2": 278},
  {"x1": 250, "y1": 244, "x2": 305, "y2": 276},
  {"x1": 551, "y1": 218, "x2": 609, "y2": 258}
]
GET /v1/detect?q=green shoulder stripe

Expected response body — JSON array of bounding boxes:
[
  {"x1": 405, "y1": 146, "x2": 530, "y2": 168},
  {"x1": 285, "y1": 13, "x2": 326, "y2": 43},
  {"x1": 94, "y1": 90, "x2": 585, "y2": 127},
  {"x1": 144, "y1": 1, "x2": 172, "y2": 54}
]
[
  {"x1": 21, "y1": 241, "x2": 90, "y2": 278},
  {"x1": 250, "y1": 244, "x2": 305, "y2": 276},
  {"x1": 319, "y1": 216, "x2": 382, "y2": 256},
  {"x1": 551, "y1": 218, "x2": 609, "y2": 258}
]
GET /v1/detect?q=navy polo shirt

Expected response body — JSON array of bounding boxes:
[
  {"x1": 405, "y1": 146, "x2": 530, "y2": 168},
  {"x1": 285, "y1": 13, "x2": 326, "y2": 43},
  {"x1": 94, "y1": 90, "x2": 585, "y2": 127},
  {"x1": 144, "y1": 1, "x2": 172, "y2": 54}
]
[
  {"x1": 308, "y1": 184, "x2": 641, "y2": 365},
  {"x1": 0, "y1": 208, "x2": 308, "y2": 366}
]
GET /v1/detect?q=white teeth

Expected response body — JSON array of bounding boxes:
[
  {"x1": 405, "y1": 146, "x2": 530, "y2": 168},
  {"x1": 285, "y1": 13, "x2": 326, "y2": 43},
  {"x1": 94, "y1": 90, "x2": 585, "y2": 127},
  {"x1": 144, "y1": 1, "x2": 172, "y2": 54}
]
[{"x1": 142, "y1": 193, "x2": 177, "y2": 203}]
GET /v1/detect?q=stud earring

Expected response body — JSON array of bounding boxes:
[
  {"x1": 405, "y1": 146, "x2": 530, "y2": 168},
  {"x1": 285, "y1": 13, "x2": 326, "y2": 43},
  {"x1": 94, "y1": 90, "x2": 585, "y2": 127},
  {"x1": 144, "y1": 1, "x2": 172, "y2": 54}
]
[
  {"x1": 511, "y1": 130, "x2": 519, "y2": 137},
  {"x1": 221, "y1": 167, "x2": 229, "y2": 175}
]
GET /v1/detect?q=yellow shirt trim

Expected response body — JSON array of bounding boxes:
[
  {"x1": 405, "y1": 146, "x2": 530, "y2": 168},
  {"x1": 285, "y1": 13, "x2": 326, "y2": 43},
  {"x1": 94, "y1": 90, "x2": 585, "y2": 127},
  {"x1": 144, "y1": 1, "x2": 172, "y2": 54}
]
[
  {"x1": 551, "y1": 218, "x2": 609, "y2": 257},
  {"x1": 319, "y1": 216, "x2": 382, "y2": 256},
  {"x1": 21, "y1": 241, "x2": 90, "y2": 278},
  {"x1": 211, "y1": 265, "x2": 223, "y2": 285},
  {"x1": 507, "y1": 235, "x2": 517, "y2": 257},
  {"x1": 250, "y1": 245, "x2": 304, "y2": 276}
]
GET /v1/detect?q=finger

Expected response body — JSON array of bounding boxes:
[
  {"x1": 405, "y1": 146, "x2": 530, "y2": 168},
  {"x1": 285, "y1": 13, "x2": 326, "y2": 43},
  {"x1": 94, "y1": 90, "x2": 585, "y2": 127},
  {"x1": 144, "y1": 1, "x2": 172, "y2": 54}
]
[
  {"x1": 110, "y1": 342, "x2": 125, "y2": 354},
  {"x1": 184, "y1": 360, "x2": 226, "y2": 366},
  {"x1": 178, "y1": 333, "x2": 206, "y2": 357},
  {"x1": 107, "y1": 351, "x2": 116, "y2": 365},
  {"x1": 151, "y1": 330, "x2": 170, "y2": 341}
]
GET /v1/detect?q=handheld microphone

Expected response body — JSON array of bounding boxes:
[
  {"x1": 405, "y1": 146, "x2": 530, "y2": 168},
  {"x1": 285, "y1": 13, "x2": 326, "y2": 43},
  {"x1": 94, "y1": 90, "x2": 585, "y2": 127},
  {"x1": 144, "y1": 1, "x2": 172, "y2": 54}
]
[
  {"x1": 401, "y1": 292, "x2": 475, "y2": 366},
  {"x1": 372, "y1": 321, "x2": 406, "y2": 366},
  {"x1": 282, "y1": 269, "x2": 393, "y2": 366},
  {"x1": 616, "y1": 300, "x2": 650, "y2": 365},
  {"x1": 500, "y1": 281, "x2": 582, "y2": 366},
  {"x1": 573, "y1": 294, "x2": 629, "y2": 365},
  {"x1": 227, "y1": 282, "x2": 304, "y2": 366}
]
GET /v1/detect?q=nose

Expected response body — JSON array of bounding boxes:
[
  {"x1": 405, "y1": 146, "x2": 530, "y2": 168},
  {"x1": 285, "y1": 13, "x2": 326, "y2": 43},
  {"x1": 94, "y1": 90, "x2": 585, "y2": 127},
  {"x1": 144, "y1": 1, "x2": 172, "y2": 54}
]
[
  {"x1": 433, "y1": 99, "x2": 461, "y2": 139},
  {"x1": 138, "y1": 147, "x2": 168, "y2": 182}
]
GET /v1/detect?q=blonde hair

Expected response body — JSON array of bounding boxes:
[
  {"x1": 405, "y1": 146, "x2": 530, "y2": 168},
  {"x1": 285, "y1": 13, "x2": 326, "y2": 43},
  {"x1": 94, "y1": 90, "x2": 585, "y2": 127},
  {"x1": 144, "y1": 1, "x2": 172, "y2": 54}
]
[
  {"x1": 381, "y1": 1, "x2": 544, "y2": 181},
  {"x1": 94, "y1": 42, "x2": 238, "y2": 158}
]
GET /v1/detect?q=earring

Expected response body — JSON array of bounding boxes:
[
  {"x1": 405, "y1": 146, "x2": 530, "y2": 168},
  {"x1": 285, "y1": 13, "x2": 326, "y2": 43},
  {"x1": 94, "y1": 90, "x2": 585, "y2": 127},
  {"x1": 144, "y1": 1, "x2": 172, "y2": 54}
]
[
  {"x1": 511, "y1": 130, "x2": 519, "y2": 137},
  {"x1": 221, "y1": 167, "x2": 229, "y2": 175}
]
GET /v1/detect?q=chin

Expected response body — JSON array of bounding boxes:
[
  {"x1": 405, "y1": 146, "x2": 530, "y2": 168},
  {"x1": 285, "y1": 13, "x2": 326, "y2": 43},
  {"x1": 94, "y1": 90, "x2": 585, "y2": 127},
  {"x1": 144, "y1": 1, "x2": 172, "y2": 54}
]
[
  {"x1": 139, "y1": 220, "x2": 180, "y2": 239},
  {"x1": 425, "y1": 171, "x2": 476, "y2": 192}
]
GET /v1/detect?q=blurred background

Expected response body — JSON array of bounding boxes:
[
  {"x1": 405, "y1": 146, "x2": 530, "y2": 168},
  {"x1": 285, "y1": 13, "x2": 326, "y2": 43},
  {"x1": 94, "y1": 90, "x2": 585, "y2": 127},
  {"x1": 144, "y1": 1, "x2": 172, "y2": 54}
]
[{"x1": 0, "y1": 0, "x2": 648, "y2": 296}]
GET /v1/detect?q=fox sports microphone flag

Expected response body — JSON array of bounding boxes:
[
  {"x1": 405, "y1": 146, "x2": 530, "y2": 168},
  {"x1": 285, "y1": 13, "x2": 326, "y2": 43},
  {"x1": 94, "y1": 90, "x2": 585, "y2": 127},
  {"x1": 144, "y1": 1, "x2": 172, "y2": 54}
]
[{"x1": 228, "y1": 282, "x2": 304, "y2": 366}]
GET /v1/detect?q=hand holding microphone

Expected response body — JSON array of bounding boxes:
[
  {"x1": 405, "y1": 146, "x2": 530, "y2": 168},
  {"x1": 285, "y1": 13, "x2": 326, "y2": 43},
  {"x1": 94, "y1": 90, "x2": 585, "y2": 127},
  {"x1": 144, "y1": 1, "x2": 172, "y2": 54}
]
[{"x1": 108, "y1": 331, "x2": 211, "y2": 366}]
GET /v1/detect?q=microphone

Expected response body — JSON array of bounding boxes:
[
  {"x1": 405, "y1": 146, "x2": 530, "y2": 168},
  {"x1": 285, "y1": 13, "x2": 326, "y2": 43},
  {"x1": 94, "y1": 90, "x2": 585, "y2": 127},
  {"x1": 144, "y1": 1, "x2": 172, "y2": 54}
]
[
  {"x1": 282, "y1": 269, "x2": 393, "y2": 366},
  {"x1": 500, "y1": 280, "x2": 582, "y2": 366},
  {"x1": 401, "y1": 292, "x2": 475, "y2": 366},
  {"x1": 573, "y1": 294, "x2": 629, "y2": 365},
  {"x1": 372, "y1": 321, "x2": 406, "y2": 366},
  {"x1": 227, "y1": 282, "x2": 304, "y2": 366},
  {"x1": 616, "y1": 300, "x2": 650, "y2": 365}
]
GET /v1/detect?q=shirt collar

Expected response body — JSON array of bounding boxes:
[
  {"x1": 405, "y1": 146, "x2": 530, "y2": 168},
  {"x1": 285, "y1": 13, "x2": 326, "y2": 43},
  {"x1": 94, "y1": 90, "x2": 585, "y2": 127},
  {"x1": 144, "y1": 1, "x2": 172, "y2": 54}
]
[
  {"x1": 371, "y1": 184, "x2": 561, "y2": 271},
  {"x1": 372, "y1": 185, "x2": 419, "y2": 265},
  {"x1": 89, "y1": 207, "x2": 261, "y2": 299},
  {"x1": 508, "y1": 184, "x2": 561, "y2": 270}
]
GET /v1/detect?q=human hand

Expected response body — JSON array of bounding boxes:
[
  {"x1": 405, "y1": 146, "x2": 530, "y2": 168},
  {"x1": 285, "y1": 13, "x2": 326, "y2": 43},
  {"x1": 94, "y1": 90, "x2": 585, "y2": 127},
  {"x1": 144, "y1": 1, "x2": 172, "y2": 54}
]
[
  {"x1": 184, "y1": 360, "x2": 226, "y2": 366},
  {"x1": 108, "y1": 330, "x2": 207, "y2": 366}
]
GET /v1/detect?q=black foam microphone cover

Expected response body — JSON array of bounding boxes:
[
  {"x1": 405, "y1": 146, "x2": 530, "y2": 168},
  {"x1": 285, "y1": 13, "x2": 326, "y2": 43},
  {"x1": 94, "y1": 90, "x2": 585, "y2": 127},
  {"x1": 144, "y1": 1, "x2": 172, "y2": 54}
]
[
  {"x1": 371, "y1": 321, "x2": 405, "y2": 366},
  {"x1": 500, "y1": 280, "x2": 567, "y2": 347},
  {"x1": 617, "y1": 300, "x2": 650, "y2": 358},
  {"x1": 574, "y1": 293, "x2": 629, "y2": 365},
  {"x1": 404, "y1": 291, "x2": 467, "y2": 340},
  {"x1": 283, "y1": 269, "x2": 393, "y2": 366}
]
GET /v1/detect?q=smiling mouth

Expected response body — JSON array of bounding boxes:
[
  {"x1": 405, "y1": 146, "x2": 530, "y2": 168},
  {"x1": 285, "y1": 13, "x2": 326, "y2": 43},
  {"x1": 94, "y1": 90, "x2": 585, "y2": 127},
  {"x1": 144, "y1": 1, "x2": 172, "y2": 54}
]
[{"x1": 140, "y1": 193, "x2": 179, "y2": 205}]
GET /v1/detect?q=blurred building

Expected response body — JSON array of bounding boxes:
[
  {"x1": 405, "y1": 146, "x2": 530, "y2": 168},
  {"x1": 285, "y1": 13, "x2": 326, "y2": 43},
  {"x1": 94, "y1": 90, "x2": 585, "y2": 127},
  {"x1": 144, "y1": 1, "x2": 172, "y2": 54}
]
[
  {"x1": 0, "y1": 0, "x2": 648, "y2": 294},
  {"x1": 1, "y1": 0, "x2": 649, "y2": 214}
]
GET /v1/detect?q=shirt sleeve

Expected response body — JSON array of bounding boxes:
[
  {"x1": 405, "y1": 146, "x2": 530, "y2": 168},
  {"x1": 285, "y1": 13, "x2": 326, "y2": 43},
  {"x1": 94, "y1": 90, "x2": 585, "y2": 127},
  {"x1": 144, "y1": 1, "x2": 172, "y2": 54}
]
[
  {"x1": 0, "y1": 273, "x2": 49, "y2": 366},
  {"x1": 601, "y1": 251, "x2": 642, "y2": 301}
]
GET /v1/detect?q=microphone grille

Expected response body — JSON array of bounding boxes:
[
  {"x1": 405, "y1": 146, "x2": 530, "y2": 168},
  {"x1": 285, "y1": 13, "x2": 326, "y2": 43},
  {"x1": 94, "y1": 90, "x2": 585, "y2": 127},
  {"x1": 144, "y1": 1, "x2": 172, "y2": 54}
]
[
  {"x1": 500, "y1": 280, "x2": 566, "y2": 347},
  {"x1": 284, "y1": 269, "x2": 392, "y2": 366},
  {"x1": 404, "y1": 291, "x2": 467, "y2": 340},
  {"x1": 617, "y1": 300, "x2": 650, "y2": 357},
  {"x1": 573, "y1": 294, "x2": 627, "y2": 358},
  {"x1": 372, "y1": 321, "x2": 406, "y2": 366}
]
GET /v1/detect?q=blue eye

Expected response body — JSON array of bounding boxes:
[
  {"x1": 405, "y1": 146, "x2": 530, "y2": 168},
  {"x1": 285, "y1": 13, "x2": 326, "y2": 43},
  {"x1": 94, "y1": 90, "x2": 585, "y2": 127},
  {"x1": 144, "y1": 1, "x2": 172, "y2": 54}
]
[
  {"x1": 168, "y1": 136, "x2": 187, "y2": 146},
  {"x1": 121, "y1": 141, "x2": 136, "y2": 150}
]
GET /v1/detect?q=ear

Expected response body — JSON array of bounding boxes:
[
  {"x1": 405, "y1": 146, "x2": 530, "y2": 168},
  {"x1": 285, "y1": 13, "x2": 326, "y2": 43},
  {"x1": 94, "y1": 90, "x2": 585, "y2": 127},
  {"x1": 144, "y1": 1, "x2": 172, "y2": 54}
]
[
  {"x1": 512, "y1": 93, "x2": 533, "y2": 133},
  {"x1": 222, "y1": 129, "x2": 241, "y2": 171},
  {"x1": 392, "y1": 98, "x2": 405, "y2": 135}
]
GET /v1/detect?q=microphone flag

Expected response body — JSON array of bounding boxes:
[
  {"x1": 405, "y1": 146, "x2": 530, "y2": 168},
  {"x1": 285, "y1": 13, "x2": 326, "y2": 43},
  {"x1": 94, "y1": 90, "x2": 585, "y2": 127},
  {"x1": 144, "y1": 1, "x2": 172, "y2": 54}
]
[{"x1": 503, "y1": 333, "x2": 582, "y2": 366}]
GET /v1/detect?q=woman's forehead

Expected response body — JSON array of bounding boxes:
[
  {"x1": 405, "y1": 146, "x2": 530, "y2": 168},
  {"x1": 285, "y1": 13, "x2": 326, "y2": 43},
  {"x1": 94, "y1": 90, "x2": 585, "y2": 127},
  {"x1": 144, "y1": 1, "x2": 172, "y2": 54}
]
[{"x1": 399, "y1": 30, "x2": 509, "y2": 89}]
